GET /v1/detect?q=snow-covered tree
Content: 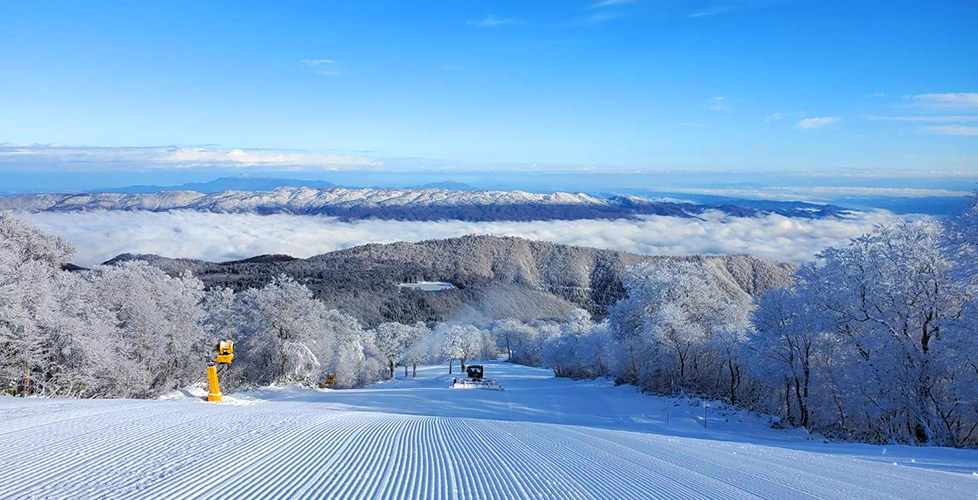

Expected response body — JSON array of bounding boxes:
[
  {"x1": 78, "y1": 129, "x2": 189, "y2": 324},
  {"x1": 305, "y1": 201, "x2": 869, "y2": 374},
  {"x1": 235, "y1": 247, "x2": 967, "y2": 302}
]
[
  {"x1": 441, "y1": 324, "x2": 465, "y2": 374},
  {"x1": 400, "y1": 322, "x2": 431, "y2": 377},
  {"x1": 234, "y1": 276, "x2": 335, "y2": 386},
  {"x1": 86, "y1": 262, "x2": 208, "y2": 397},
  {"x1": 945, "y1": 193, "x2": 978, "y2": 280},
  {"x1": 0, "y1": 211, "x2": 74, "y2": 267},
  {"x1": 439, "y1": 323, "x2": 486, "y2": 373},
  {"x1": 747, "y1": 287, "x2": 821, "y2": 426},
  {"x1": 608, "y1": 260, "x2": 754, "y2": 397},
  {"x1": 492, "y1": 318, "x2": 531, "y2": 361},
  {"x1": 0, "y1": 213, "x2": 219, "y2": 399},
  {"x1": 797, "y1": 220, "x2": 971, "y2": 445},
  {"x1": 375, "y1": 322, "x2": 413, "y2": 378},
  {"x1": 0, "y1": 212, "x2": 76, "y2": 396}
]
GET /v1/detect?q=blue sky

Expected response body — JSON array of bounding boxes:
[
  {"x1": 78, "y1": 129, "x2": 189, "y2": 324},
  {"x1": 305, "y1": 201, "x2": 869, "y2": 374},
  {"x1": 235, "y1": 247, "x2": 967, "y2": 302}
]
[{"x1": 0, "y1": 0, "x2": 976, "y2": 183}]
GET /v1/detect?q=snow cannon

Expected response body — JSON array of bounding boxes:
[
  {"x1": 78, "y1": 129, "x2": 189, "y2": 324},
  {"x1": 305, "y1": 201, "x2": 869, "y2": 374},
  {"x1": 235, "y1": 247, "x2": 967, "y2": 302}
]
[
  {"x1": 215, "y1": 341, "x2": 234, "y2": 364},
  {"x1": 451, "y1": 365, "x2": 503, "y2": 391},
  {"x1": 207, "y1": 341, "x2": 234, "y2": 403}
]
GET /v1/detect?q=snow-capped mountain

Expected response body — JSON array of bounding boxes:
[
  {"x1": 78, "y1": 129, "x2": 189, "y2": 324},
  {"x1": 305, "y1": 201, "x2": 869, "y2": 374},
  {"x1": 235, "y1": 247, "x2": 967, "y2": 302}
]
[{"x1": 0, "y1": 187, "x2": 851, "y2": 221}]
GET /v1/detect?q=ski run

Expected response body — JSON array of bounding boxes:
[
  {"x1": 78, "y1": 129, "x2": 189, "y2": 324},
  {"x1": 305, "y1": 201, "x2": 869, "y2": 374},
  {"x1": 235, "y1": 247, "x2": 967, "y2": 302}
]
[{"x1": 1, "y1": 362, "x2": 976, "y2": 500}]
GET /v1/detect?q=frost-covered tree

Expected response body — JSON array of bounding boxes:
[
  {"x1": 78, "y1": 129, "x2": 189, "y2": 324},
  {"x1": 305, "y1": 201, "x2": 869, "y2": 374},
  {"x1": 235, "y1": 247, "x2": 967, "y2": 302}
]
[
  {"x1": 747, "y1": 287, "x2": 821, "y2": 426},
  {"x1": 440, "y1": 324, "x2": 465, "y2": 374},
  {"x1": 0, "y1": 261, "x2": 56, "y2": 395},
  {"x1": 540, "y1": 310, "x2": 603, "y2": 379},
  {"x1": 234, "y1": 276, "x2": 335, "y2": 386},
  {"x1": 0, "y1": 212, "x2": 76, "y2": 395},
  {"x1": 796, "y1": 220, "x2": 971, "y2": 445},
  {"x1": 608, "y1": 260, "x2": 753, "y2": 397},
  {"x1": 945, "y1": 193, "x2": 978, "y2": 280},
  {"x1": 399, "y1": 322, "x2": 431, "y2": 377},
  {"x1": 492, "y1": 318, "x2": 522, "y2": 361},
  {"x1": 326, "y1": 310, "x2": 383, "y2": 389},
  {"x1": 1, "y1": 212, "x2": 218, "y2": 399},
  {"x1": 375, "y1": 322, "x2": 413, "y2": 378},
  {"x1": 439, "y1": 323, "x2": 486, "y2": 373},
  {"x1": 86, "y1": 262, "x2": 208, "y2": 397},
  {"x1": 202, "y1": 287, "x2": 236, "y2": 344},
  {"x1": 0, "y1": 211, "x2": 74, "y2": 267}
]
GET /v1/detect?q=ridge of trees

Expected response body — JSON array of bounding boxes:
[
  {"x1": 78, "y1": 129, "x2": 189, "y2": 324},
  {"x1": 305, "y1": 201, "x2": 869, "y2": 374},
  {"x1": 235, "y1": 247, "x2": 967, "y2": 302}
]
[{"x1": 104, "y1": 234, "x2": 794, "y2": 327}]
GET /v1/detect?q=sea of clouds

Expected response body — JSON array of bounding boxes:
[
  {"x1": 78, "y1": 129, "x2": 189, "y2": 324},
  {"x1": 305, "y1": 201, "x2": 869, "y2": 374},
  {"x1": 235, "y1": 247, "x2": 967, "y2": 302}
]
[{"x1": 16, "y1": 209, "x2": 905, "y2": 267}]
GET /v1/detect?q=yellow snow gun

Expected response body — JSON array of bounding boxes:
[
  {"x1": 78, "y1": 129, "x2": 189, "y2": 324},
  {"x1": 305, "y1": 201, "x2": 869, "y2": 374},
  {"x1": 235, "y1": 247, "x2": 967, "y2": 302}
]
[{"x1": 207, "y1": 341, "x2": 234, "y2": 403}]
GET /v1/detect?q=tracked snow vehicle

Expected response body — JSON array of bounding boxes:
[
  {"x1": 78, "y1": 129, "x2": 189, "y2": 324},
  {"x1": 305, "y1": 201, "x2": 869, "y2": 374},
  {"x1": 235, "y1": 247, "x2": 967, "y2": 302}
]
[{"x1": 451, "y1": 365, "x2": 503, "y2": 390}]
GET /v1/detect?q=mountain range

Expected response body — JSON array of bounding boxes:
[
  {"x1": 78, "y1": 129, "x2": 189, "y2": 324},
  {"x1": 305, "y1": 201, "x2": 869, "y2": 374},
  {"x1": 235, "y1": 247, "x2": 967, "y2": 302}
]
[{"x1": 0, "y1": 186, "x2": 851, "y2": 221}]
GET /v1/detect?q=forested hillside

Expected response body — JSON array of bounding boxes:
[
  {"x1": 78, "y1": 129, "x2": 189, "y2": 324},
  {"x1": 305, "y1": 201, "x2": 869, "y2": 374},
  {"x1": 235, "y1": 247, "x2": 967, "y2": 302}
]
[{"x1": 105, "y1": 235, "x2": 795, "y2": 326}]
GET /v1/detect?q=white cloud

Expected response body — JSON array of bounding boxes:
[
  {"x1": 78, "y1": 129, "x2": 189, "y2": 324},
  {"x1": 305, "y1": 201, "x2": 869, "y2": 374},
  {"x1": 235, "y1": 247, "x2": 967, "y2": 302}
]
[
  {"x1": 905, "y1": 93, "x2": 978, "y2": 108},
  {"x1": 703, "y1": 96, "x2": 727, "y2": 111},
  {"x1": 871, "y1": 93, "x2": 886, "y2": 98},
  {"x1": 865, "y1": 115, "x2": 978, "y2": 123},
  {"x1": 300, "y1": 59, "x2": 338, "y2": 76},
  {"x1": 467, "y1": 15, "x2": 519, "y2": 27},
  {"x1": 690, "y1": 7, "x2": 733, "y2": 18},
  {"x1": 766, "y1": 111, "x2": 805, "y2": 122},
  {"x1": 16, "y1": 210, "x2": 901, "y2": 267},
  {"x1": 0, "y1": 145, "x2": 382, "y2": 172},
  {"x1": 925, "y1": 125, "x2": 978, "y2": 136},
  {"x1": 585, "y1": 12, "x2": 621, "y2": 23},
  {"x1": 588, "y1": 0, "x2": 636, "y2": 8},
  {"x1": 667, "y1": 186, "x2": 972, "y2": 201},
  {"x1": 796, "y1": 117, "x2": 839, "y2": 130}
]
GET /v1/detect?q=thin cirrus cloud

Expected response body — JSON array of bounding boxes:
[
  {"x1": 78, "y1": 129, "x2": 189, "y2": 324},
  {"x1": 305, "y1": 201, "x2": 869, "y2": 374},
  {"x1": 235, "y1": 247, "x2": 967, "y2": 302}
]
[
  {"x1": 904, "y1": 93, "x2": 978, "y2": 108},
  {"x1": 300, "y1": 59, "x2": 338, "y2": 76},
  {"x1": 864, "y1": 115, "x2": 978, "y2": 123},
  {"x1": 690, "y1": 6, "x2": 733, "y2": 18},
  {"x1": 16, "y1": 210, "x2": 901, "y2": 267},
  {"x1": 585, "y1": 11, "x2": 622, "y2": 23},
  {"x1": 766, "y1": 111, "x2": 805, "y2": 122},
  {"x1": 796, "y1": 117, "x2": 840, "y2": 130},
  {"x1": 666, "y1": 186, "x2": 973, "y2": 201},
  {"x1": 588, "y1": 0, "x2": 636, "y2": 8},
  {"x1": 867, "y1": 94, "x2": 978, "y2": 135},
  {"x1": 689, "y1": 0, "x2": 786, "y2": 18},
  {"x1": 703, "y1": 96, "x2": 727, "y2": 111},
  {"x1": 466, "y1": 15, "x2": 520, "y2": 27},
  {"x1": 0, "y1": 144, "x2": 382, "y2": 172},
  {"x1": 925, "y1": 125, "x2": 978, "y2": 137}
]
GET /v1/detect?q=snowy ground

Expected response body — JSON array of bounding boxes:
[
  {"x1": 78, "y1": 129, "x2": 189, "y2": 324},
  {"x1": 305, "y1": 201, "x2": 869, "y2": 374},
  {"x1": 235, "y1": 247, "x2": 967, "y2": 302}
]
[{"x1": 2, "y1": 362, "x2": 977, "y2": 499}]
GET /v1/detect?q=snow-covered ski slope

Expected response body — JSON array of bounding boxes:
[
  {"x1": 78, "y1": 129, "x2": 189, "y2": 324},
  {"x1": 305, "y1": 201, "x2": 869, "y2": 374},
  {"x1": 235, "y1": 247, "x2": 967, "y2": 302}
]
[{"x1": 2, "y1": 363, "x2": 976, "y2": 499}]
